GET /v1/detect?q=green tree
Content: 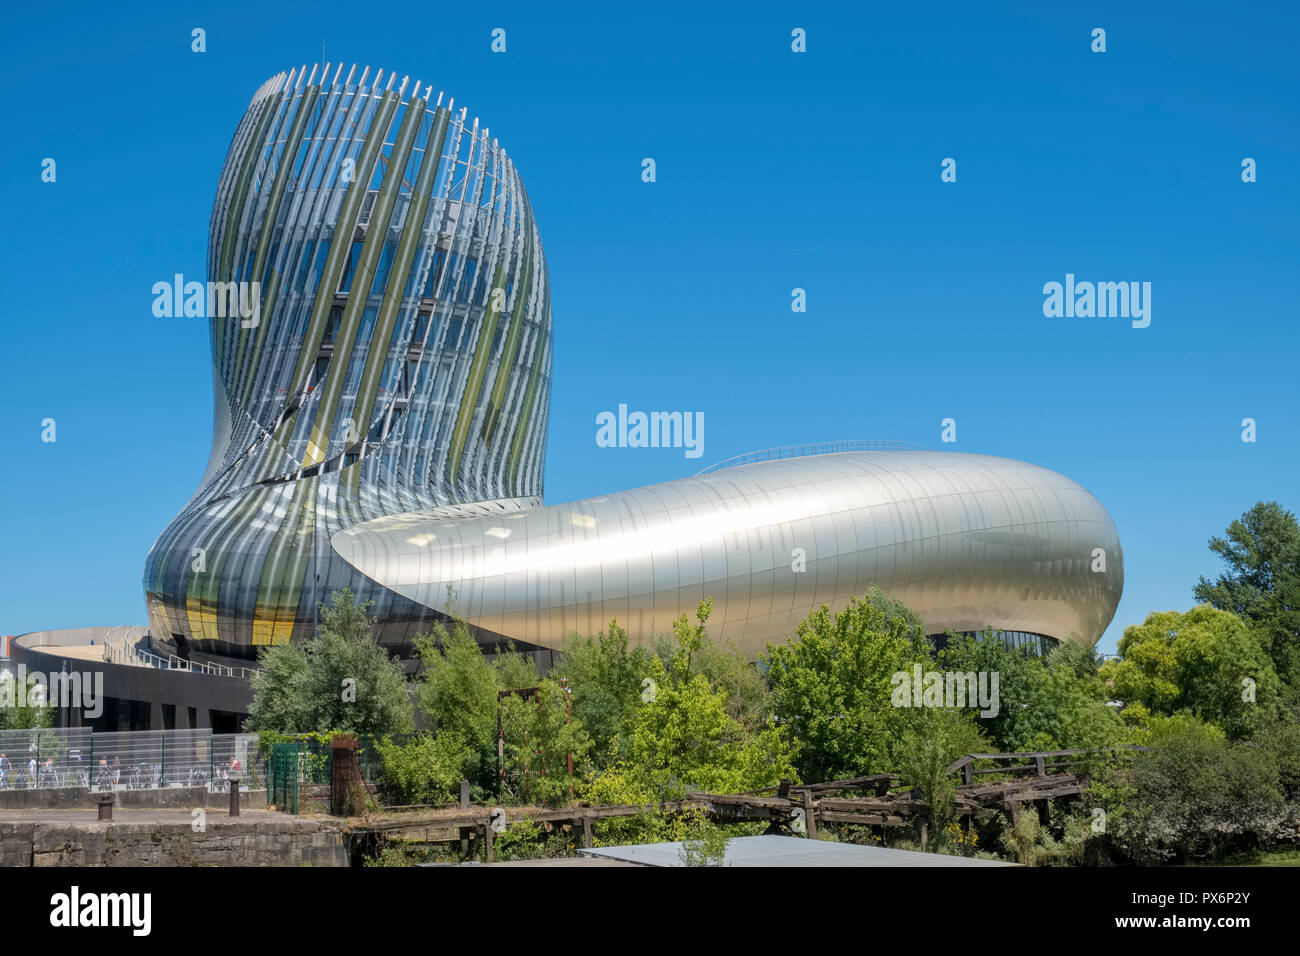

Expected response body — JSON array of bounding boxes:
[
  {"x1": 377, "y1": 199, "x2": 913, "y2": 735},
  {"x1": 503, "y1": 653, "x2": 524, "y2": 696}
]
[
  {"x1": 679, "y1": 823, "x2": 733, "y2": 866},
  {"x1": 492, "y1": 643, "x2": 543, "y2": 695},
  {"x1": 762, "y1": 589, "x2": 934, "y2": 783},
  {"x1": 586, "y1": 601, "x2": 798, "y2": 839},
  {"x1": 499, "y1": 678, "x2": 592, "y2": 806},
  {"x1": 0, "y1": 669, "x2": 55, "y2": 730},
  {"x1": 1194, "y1": 501, "x2": 1300, "y2": 694},
  {"x1": 414, "y1": 620, "x2": 501, "y2": 793},
  {"x1": 1101, "y1": 605, "x2": 1280, "y2": 739},
  {"x1": 940, "y1": 634, "x2": 1127, "y2": 754},
  {"x1": 893, "y1": 703, "x2": 986, "y2": 840},
  {"x1": 652, "y1": 623, "x2": 769, "y2": 733},
  {"x1": 245, "y1": 588, "x2": 414, "y2": 736},
  {"x1": 416, "y1": 612, "x2": 588, "y2": 800},
  {"x1": 1108, "y1": 716, "x2": 1289, "y2": 864},
  {"x1": 550, "y1": 620, "x2": 652, "y2": 761}
]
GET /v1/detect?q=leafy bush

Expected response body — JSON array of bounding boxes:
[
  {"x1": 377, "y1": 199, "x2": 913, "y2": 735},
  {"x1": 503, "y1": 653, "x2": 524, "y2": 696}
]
[
  {"x1": 1105, "y1": 716, "x2": 1290, "y2": 864},
  {"x1": 762, "y1": 588, "x2": 932, "y2": 782},
  {"x1": 374, "y1": 733, "x2": 472, "y2": 806}
]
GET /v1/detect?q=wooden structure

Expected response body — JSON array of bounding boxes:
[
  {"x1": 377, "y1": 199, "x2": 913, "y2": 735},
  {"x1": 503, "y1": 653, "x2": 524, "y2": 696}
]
[{"x1": 345, "y1": 747, "x2": 1140, "y2": 862}]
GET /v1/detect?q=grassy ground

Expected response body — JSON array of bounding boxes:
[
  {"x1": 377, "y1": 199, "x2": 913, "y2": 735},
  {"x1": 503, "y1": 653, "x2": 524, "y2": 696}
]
[{"x1": 1200, "y1": 846, "x2": 1300, "y2": 867}]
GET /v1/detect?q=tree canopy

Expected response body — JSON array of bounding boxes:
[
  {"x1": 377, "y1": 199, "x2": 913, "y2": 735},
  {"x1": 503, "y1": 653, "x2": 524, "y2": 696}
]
[
  {"x1": 1194, "y1": 500, "x2": 1300, "y2": 695},
  {"x1": 1101, "y1": 605, "x2": 1280, "y2": 739},
  {"x1": 245, "y1": 587, "x2": 413, "y2": 737}
]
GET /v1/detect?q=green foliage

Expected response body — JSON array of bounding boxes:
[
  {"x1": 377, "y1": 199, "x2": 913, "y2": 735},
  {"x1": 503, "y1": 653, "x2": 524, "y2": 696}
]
[
  {"x1": 550, "y1": 620, "x2": 651, "y2": 759},
  {"x1": 893, "y1": 704, "x2": 987, "y2": 834},
  {"x1": 1106, "y1": 716, "x2": 1290, "y2": 864},
  {"x1": 1194, "y1": 500, "x2": 1300, "y2": 691},
  {"x1": 939, "y1": 633, "x2": 1126, "y2": 754},
  {"x1": 586, "y1": 601, "x2": 798, "y2": 842},
  {"x1": 652, "y1": 617, "x2": 769, "y2": 732},
  {"x1": 245, "y1": 588, "x2": 414, "y2": 736},
  {"x1": 414, "y1": 619, "x2": 502, "y2": 793},
  {"x1": 762, "y1": 588, "x2": 932, "y2": 782},
  {"x1": 415, "y1": 611, "x2": 592, "y2": 801},
  {"x1": 374, "y1": 733, "x2": 472, "y2": 806},
  {"x1": 491, "y1": 816, "x2": 580, "y2": 861},
  {"x1": 255, "y1": 729, "x2": 336, "y2": 784},
  {"x1": 244, "y1": 643, "x2": 311, "y2": 733},
  {"x1": 1254, "y1": 718, "x2": 1300, "y2": 803},
  {"x1": 492, "y1": 644, "x2": 543, "y2": 696},
  {"x1": 0, "y1": 670, "x2": 55, "y2": 730},
  {"x1": 1001, "y1": 808, "x2": 1095, "y2": 867},
  {"x1": 1102, "y1": 605, "x2": 1280, "y2": 739},
  {"x1": 679, "y1": 819, "x2": 732, "y2": 866},
  {"x1": 499, "y1": 679, "x2": 592, "y2": 806}
]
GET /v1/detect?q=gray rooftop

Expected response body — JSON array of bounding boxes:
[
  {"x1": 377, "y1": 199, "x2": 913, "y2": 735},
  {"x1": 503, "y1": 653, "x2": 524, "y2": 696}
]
[{"x1": 578, "y1": 835, "x2": 1017, "y2": 867}]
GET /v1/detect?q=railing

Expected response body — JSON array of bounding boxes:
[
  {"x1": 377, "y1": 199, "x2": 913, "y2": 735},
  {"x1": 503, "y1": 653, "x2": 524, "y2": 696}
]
[
  {"x1": 102, "y1": 634, "x2": 258, "y2": 680},
  {"x1": 0, "y1": 728, "x2": 264, "y2": 794},
  {"x1": 945, "y1": 747, "x2": 1150, "y2": 785},
  {"x1": 695, "y1": 439, "x2": 928, "y2": 476}
]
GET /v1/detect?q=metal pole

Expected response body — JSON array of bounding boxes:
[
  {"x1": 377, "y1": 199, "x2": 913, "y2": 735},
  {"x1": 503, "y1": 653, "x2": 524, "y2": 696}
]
[{"x1": 562, "y1": 678, "x2": 573, "y2": 796}]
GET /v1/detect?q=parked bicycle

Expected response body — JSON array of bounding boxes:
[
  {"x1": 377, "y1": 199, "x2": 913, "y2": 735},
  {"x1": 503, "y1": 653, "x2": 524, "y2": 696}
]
[{"x1": 69, "y1": 751, "x2": 88, "y2": 789}]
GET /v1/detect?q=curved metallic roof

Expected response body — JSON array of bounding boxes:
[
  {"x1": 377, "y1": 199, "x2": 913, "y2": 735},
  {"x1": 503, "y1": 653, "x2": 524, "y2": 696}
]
[{"x1": 331, "y1": 450, "x2": 1124, "y2": 654}]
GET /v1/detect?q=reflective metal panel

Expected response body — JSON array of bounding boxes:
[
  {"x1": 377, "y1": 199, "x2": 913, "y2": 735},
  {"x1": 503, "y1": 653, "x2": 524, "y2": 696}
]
[{"x1": 332, "y1": 450, "x2": 1124, "y2": 655}]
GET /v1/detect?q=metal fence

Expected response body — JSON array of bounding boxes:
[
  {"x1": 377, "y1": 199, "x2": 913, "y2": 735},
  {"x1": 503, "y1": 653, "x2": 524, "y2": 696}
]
[
  {"x1": 0, "y1": 727, "x2": 263, "y2": 793},
  {"x1": 266, "y1": 734, "x2": 411, "y2": 813}
]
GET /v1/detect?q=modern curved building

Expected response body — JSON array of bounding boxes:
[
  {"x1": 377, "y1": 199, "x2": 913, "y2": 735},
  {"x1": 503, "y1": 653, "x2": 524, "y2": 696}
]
[
  {"x1": 144, "y1": 65, "x2": 551, "y2": 659},
  {"x1": 332, "y1": 447, "x2": 1124, "y2": 656},
  {"x1": 145, "y1": 63, "x2": 1123, "y2": 664}
]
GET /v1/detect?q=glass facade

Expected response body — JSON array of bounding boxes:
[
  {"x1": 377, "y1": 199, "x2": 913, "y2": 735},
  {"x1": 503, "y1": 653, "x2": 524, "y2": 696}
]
[
  {"x1": 930, "y1": 629, "x2": 1061, "y2": 657},
  {"x1": 144, "y1": 64, "x2": 552, "y2": 658}
]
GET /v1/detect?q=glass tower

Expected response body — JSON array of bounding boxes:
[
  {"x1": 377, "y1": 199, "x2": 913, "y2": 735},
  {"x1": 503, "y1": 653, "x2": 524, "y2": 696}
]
[{"x1": 144, "y1": 64, "x2": 552, "y2": 659}]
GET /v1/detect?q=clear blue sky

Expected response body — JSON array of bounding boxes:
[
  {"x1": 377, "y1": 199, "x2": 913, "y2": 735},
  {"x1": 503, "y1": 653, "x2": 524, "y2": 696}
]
[{"x1": 1, "y1": 1, "x2": 1296, "y2": 651}]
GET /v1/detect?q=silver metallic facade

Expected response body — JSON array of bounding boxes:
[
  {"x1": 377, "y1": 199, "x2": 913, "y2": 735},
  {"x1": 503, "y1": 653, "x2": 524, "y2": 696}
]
[
  {"x1": 332, "y1": 450, "x2": 1124, "y2": 655},
  {"x1": 144, "y1": 64, "x2": 551, "y2": 655}
]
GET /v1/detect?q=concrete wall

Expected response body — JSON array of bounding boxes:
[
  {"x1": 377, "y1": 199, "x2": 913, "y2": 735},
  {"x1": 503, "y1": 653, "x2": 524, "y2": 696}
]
[
  {"x1": 17, "y1": 626, "x2": 147, "y2": 649},
  {"x1": 11, "y1": 629, "x2": 252, "y2": 731}
]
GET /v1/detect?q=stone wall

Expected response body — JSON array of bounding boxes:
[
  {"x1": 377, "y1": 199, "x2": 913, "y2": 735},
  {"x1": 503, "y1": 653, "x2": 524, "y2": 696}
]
[{"x1": 0, "y1": 818, "x2": 347, "y2": 867}]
